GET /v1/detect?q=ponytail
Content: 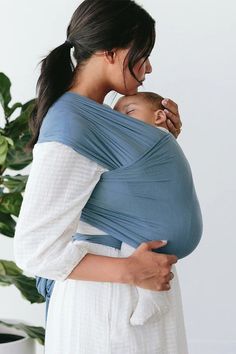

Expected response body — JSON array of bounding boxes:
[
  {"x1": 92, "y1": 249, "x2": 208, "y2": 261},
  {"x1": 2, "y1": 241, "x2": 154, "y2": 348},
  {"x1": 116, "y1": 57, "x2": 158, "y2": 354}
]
[
  {"x1": 26, "y1": 41, "x2": 75, "y2": 151},
  {"x1": 26, "y1": 0, "x2": 155, "y2": 152}
]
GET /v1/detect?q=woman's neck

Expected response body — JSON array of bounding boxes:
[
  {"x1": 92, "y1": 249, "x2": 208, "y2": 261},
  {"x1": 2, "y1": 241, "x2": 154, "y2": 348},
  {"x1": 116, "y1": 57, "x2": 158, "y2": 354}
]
[
  {"x1": 68, "y1": 85, "x2": 109, "y2": 104},
  {"x1": 68, "y1": 59, "x2": 111, "y2": 104}
]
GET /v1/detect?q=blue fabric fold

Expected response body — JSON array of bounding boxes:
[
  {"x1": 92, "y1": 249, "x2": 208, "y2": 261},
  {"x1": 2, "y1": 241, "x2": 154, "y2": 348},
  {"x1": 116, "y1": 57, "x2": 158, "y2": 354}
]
[
  {"x1": 34, "y1": 91, "x2": 203, "y2": 322},
  {"x1": 35, "y1": 276, "x2": 54, "y2": 324}
]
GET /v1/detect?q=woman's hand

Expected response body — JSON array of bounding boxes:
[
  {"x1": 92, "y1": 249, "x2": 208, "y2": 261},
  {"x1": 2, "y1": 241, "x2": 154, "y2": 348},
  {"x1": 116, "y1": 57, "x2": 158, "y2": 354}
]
[
  {"x1": 162, "y1": 98, "x2": 182, "y2": 139},
  {"x1": 126, "y1": 240, "x2": 177, "y2": 291}
]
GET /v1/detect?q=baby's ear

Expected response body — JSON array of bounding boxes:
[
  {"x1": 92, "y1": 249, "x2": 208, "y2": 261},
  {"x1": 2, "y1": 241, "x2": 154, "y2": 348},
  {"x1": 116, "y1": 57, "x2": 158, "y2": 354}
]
[{"x1": 154, "y1": 110, "x2": 167, "y2": 126}]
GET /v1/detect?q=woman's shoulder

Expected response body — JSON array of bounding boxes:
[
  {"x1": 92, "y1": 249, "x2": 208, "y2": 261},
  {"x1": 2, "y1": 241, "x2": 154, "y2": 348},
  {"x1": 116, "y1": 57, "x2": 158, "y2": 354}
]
[
  {"x1": 36, "y1": 95, "x2": 95, "y2": 151},
  {"x1": 39, "y1": 93, "x2": 89, "y2": 136},
  {"x1": 36, "y1": 93, "x2": 113, "y2": 170}
]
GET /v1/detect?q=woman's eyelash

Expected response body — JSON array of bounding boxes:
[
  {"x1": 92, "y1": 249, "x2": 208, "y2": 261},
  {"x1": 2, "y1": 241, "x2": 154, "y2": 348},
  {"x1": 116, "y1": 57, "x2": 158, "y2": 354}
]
[{"x1": 127, "y1": 110, "x2": 135, "y2": 114}]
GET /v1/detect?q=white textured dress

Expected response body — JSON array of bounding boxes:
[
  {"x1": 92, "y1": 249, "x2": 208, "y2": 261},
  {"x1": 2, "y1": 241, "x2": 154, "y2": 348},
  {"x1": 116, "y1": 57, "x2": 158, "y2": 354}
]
[{"x1": 13, "y1": 140, "x2": 189, "y2": 354}]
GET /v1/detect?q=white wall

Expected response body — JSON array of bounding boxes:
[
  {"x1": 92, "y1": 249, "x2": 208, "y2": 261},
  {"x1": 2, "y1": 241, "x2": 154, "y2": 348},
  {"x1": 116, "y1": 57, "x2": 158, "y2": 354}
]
[{"x1": 0, "y1": 1, "x2": 235, "y2": 353}]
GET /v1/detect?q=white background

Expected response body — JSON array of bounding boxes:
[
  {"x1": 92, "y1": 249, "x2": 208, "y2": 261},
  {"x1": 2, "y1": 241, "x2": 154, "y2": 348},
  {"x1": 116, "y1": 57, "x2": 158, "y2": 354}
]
[{"x1": 0, "y1": 1, "x2": 235, "y2": 353}]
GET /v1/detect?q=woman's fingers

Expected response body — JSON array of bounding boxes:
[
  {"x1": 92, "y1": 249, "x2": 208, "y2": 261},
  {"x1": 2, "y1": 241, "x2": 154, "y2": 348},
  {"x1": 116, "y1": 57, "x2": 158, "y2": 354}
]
[
  {"x1": 162, "y1": 98, "x2": 183, "y2": 139},
  {"x1": 163, "y1": 272, "x2": 174, "y2": 290},
  {"x1": 164, "y1": 108, "x2": 181, "y2": 127},
  {"x1": 166, "y1": 119, "x2": 179, "y2": 139},
  {"x1": 163, "y1": 270, "x2": 174, "y2": 282},
  {"x1": 162, "y1": 98, "x2": 179, "y2": 119}
]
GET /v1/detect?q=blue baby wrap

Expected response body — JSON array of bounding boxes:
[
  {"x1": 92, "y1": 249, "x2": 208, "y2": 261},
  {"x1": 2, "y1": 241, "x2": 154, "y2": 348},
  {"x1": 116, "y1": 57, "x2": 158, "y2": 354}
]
[{"x1": 35, "y1": 91, "x2": 203, "y2": 322}]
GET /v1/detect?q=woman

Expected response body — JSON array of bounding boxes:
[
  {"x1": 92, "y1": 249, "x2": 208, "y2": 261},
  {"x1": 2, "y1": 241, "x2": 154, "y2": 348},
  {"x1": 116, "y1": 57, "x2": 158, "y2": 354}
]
[{"x1": 13, "y1": 0, "x2": 187, "y2": 353}]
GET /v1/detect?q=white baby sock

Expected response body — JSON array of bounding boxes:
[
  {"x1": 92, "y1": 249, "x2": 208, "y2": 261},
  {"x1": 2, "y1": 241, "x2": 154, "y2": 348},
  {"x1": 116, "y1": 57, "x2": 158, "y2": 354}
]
[{"x1": 129, "y1": 288, "x2": 170, "y2": 326}]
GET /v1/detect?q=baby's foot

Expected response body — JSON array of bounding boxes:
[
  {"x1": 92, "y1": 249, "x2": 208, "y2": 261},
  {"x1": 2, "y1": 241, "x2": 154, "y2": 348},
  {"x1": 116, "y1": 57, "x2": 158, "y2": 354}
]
[{"x1": 130, "y1": 291, "x2": 170, "y2": 326}]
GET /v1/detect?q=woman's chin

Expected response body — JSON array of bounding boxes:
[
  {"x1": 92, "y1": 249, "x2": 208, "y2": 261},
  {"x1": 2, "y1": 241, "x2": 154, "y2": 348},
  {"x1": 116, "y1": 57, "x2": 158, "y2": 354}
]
[
  {"x1": 117, "y1": 84, "x2": 139, "y2": 96},
  {"x1": 126, "y1": 87, "x2": 139, "y2": 95}
]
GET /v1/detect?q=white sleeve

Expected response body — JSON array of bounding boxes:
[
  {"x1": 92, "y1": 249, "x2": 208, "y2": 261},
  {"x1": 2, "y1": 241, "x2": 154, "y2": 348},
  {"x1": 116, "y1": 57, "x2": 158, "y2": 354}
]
[{"x1": 13, "y1": 141, "x2": 106, "y2": 281}]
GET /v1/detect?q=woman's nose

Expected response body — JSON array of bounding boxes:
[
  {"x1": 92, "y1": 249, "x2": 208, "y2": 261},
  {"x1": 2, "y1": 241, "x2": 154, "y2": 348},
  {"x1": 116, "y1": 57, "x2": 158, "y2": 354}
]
[{"x1": 145, "y1": 58, "x2": 152, "y2": 74}]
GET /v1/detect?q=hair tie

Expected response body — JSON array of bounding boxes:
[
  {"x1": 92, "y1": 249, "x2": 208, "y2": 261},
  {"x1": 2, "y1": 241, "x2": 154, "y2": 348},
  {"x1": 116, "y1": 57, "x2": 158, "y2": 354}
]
[{"x1": 64, "y1": 40, "x2": 73, "y2": 49}]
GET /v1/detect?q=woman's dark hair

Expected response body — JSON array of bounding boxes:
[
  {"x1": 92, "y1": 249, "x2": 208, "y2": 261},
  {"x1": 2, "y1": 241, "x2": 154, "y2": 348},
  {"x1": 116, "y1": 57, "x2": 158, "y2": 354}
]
[{"x1": 26, "y1": 0, "x2": 155, "y2": 151}]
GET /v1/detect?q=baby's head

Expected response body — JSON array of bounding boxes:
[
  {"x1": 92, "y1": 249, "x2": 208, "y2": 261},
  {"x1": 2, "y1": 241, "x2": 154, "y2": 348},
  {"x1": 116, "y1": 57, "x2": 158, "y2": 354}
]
[{"x1": 114, "y1": 92, "x2": 168, "y2": 130}]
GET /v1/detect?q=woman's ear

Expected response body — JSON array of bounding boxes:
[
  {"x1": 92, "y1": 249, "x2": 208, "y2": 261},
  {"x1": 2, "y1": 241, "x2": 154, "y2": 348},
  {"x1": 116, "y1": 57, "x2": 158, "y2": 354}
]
[
  {"x1": 154, "y1": 110, "x2": 167, "y2": 126},
  {"x1": 104, "y1": 50, "x2": 116, "y2": 64}
]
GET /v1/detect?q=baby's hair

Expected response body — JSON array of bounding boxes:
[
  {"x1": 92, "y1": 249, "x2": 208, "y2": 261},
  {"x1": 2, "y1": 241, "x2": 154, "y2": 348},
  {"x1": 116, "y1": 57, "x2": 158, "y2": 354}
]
[{"x1": 136, "y1": 92, "x2": 165, "y2": 111}]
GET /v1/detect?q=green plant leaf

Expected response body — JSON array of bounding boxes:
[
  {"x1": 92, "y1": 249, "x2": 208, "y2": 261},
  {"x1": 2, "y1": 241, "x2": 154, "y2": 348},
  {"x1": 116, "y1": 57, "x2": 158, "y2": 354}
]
[
  {"x1": 4, "y1": 136, "x2": 14, "y2": 146},
  {"x1": 0, "y1": 260, "x2": 45, "y2": 304},
  {"x1": 0, "y1": 135, "x2": 9, "y2": 166},
  {"x1": 0, "y1": 260, "x2": 22, "y2": 277},
  {"x1": 21, "y1": 98, "x2": 35, "y2": 112},
  {"x1": 0, "y1": 191, "x2": 23, "y2": 216},
  {"x1": 0, "y1": 73, "x2": 11, "y2": 112},
  {"x1": 0, "y1": 211, "x2": 16, "y2": 237},
  {"x1": 2, "y1": 174, "x2": 28, "y2": 193},
  {"x1": 7, "y1": 102, "x2": 22, "y2": 117},
  {"x1": 4, "y1": 145, "x2": 33, "y2": 170},
  {"x1": 4, "y1": 102, "x2": 34, "y2": 139},
  {"x1": 0, "y1": 320, "x2": 45, "y2": 345},
  {"x1": 0, "y1": 260, "x2": 22, "y2": 286},
  {"x1": 12, "y1": 275, "x2": 45, "y2": 304},
  {"x1": 2, "y1": 101, "x2": 34, "y2": 170}
]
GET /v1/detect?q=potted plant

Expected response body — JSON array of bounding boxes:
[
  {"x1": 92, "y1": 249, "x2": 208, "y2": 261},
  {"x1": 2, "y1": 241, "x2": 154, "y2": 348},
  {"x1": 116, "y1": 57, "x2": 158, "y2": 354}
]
[{"x1": 0, "y1": 72, "x2": 45, "y2": 353}]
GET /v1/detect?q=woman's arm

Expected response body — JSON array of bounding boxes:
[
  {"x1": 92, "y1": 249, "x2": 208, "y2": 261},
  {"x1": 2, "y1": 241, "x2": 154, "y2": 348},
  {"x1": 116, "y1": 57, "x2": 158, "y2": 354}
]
[
  {"x1": 13, "y1": 141, "x2": 106, "y2": 281},
  {"x1": 67, "y1": 253, "x2": 130, "y2": 283},
  {"x1": 67, "y1": 240, "x2": 177, "y2": 291}
]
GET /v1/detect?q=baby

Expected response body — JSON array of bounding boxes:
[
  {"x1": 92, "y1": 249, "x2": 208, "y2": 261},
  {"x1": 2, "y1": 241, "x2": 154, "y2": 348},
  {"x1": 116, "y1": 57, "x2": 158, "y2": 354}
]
[
  {"x1": 114, "y1": 92, "x2": 173, "y2": 326},
  {"x1": 114, "y1": 91, "x2": 169, "y2": 133}
]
